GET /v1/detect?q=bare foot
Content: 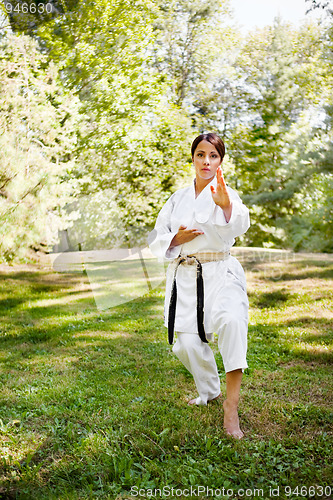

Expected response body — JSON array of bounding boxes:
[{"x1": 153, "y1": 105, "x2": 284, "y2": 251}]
[
  {"x1": 188, "y1": 393, "x2": 222, "y2": 406},
  {"x1": 223, "y1": 400, "x2": 244, "y2": 439}
]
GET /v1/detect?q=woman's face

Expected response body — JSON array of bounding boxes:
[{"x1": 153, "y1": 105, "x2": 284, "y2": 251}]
[{"x1": 192, "y1": 140, "x2": 222, "y2": 182}]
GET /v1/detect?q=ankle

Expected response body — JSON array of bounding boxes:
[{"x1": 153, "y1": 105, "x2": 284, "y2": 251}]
[{"x1": 224, "y1": 398, "x2": 239, "y2": 410}]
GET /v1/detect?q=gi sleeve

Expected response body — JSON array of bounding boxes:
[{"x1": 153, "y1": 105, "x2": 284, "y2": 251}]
[
  {"x1": 148, "y1": 194, "x2": 181, "y2": 260},
  {"x1": 212, "y1": 188, "x2": 250, "y2": 239}
]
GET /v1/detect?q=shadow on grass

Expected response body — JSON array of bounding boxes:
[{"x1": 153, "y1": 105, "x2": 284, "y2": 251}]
[
  {"x1": 247, "y1": 318, "x2": 332, "y2": 372},
  {"x1": 269, "y1": 261, "x2": 333, "y2": 281},
  {"x1": 0, "y1": 297, "x2": 27, "y2": 310},
  {"x1": 0, "y1": 272, "x2": 86, "y2": 299},
  {"x1": 284, "y1": 316, "x2": 333, "y2": 328},
  {"x1": 0, "y1": 270, "x2": 93, "y2": 317},
  {"x1": 248, "y1": 289, "x2": 291, "y2": 308}
]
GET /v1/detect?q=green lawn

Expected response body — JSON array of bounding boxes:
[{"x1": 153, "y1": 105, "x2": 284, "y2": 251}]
[{"x1": 0, "y1": 250, "x2": 332, "y2": 499}]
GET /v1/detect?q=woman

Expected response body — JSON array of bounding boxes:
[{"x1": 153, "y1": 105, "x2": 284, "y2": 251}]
[{"x1": 149, "y1": 133, "x2": 250, "y2": 439}]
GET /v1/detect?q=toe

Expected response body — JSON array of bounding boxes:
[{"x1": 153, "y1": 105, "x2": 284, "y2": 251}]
[{"x1": 225, "y1": 427, "x2": 244, "y2": 439}]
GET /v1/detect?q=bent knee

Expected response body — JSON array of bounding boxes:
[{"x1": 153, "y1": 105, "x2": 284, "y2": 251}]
[
  {"x1": 216, "y1": 314, "x2": 247, "y2": 332},
  {"x1": 173, "y1": 333, "x2": 201, "y2": 354}
]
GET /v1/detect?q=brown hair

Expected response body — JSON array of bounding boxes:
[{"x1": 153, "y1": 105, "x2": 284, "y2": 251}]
[{"x1": 191, "y1": 133, "x2": 225, "y2": 161}]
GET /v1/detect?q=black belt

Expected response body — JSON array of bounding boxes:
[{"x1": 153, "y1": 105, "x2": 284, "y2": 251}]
[{"x1": 168, "y1": 255, "x2": 208, "y2": 345}]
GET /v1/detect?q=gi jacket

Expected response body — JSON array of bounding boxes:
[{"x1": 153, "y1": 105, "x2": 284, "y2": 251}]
[{"x1": 149, "y1": 177, "x2": 250, "y2": 334}]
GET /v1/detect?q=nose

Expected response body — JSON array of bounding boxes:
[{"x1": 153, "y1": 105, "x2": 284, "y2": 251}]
[{"x1": 203, "y1": 156, "x2": 210, "y2": 165}]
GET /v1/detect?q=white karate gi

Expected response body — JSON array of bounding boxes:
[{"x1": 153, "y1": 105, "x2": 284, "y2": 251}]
[{"x1": 149, "y1": 176, "x2": 250, "y2": 405}]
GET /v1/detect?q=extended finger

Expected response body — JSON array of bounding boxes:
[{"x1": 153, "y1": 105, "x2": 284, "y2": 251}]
[
  {"x1": 217, "y1": 167, "x2": 227, "y2": 188},
  {"x1": 179, "y1": 224, "x2": 187, "y2": 230}
]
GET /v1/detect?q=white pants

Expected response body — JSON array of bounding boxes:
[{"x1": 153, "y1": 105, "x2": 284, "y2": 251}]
[{"x1": 172, "y1": 269, "x2": 248, "y2": 405}]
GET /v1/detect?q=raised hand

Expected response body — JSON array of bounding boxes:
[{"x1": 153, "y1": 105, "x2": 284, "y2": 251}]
[
  {"x1": 210, "y1": 166, "x2": 232, "y2": 222},
  {"x1": 169, "y1": 224, "x2": 204, "y2": 249}
]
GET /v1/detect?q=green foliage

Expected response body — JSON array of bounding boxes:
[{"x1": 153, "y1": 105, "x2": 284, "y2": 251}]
[
  {"x1": 61, "y1": 101, "x2": 194, "y2": 250},
  {"x1": 283, "y1": 173, "x2": 333, "y2": 252},
  {"x1": 152, "y1": 0, "x2": 231, "y2": 106},
  {"x1": 0, "y1": 33, "x2": 81, "y2": 262},
  {"x1": 65, "y1": 101, "x2": 194, "y2": 248},
  {"x1": 226, "y1": 20, "x2": 333, "y2": 251}
]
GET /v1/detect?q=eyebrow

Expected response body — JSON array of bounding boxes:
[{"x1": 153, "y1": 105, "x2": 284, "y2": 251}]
[{"x1": 196, "y1": 150, "x2": 217, "y2": 153}]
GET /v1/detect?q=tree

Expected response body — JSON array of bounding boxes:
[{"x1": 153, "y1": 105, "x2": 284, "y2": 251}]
[
  {"x1": 152, "y1": 0, "x2": 232, "y2": 107},
  {"x1": 223, "y1": 19, "x2": 332, "y2": 250},
  {"x1": 290, "y1": 10, "x2": 333, "y2": 251},
  {"x1": 0, "y1": 33, "x2": 81, "y2": 261}
]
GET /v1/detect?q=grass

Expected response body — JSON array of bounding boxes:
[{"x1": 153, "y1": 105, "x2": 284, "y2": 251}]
[{"x1": 0, "y1": 249, "x2": 332, "y2": 499}]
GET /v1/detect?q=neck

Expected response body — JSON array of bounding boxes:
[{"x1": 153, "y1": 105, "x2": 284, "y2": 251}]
[{"x1": 195, "y1": 175, "x2": 214, "y2": 197}]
